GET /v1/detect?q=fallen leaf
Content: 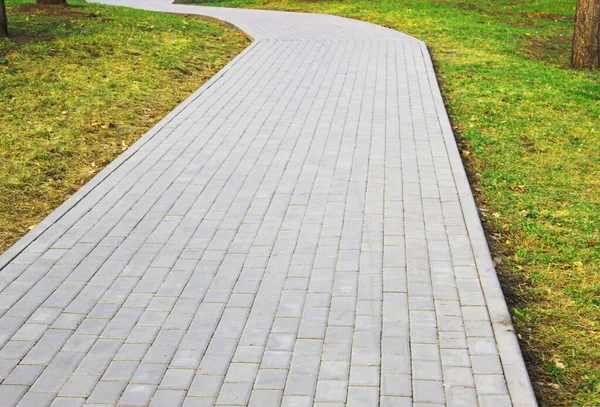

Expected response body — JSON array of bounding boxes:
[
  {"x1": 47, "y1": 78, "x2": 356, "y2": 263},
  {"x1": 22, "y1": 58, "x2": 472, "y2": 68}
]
[{"x1": 587, "y1": 240, "x2": 597, "y2": 247}]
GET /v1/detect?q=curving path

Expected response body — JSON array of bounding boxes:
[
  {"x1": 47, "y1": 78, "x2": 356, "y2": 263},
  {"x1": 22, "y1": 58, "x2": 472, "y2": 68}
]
[{"x1": 0, "y1": 1, "x2": 537, "y2": 406}]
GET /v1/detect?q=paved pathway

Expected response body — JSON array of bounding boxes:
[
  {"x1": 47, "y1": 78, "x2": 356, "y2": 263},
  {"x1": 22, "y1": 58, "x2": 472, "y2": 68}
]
[{"x1": 0, "y1": 1, "x2": 537, "y2": 406}]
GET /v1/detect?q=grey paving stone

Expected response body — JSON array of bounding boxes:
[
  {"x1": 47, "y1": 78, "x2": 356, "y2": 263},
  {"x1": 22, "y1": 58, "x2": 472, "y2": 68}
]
[
  {"x1": 318, "y1": 361, "x2": 349, "y2": 380},
  {"x1": 47, "y1": 351, "x2": 85, "y2": 372},
  {"x1": 224, "y1": 363, "x2": 259, "y2": 383},
  {"x1": 102, "y1": 360, "x2": 138, "y2": 381},
  {"x1": 347, "y1": 386, "x2": 379, "y2": 407},
  {"x1": 380, "y1": 396, "x2": 412, "y2": 407},
  {"x1": 75, "y1": 355, "x2": 111, "y2": 376},
  {"x1": 0, "y1": 385, "x2": 27, "y2": 407},
  {"x1": 248, "y1": 389, "x2": 282, "y2": 407},
  {"x1": 181, "y1": 398, "x2": 216, "y2": 407},
  {"x1": 474, "y1": 374, "x2": 509, "y2": 395},
  {"x1": 188, "y1": 375, "x2": 223, "y2": 398},
  {"x1": 446, "y1": 387, "x2": 478, "y2": 407},
  {"x1": 118, "y1": 384, "x2": 158, "y2": 406},
  {"x1": 349, "y1": 365, "x2": 380, "y2": 386},
  {"x1": 381, "y1": 374, "x2": 412, "y2": 397},
  {"x1": 283, "y1": 374, "x2": 317, "y2": 396},
  {"x1": 3, "y1": 365, "x2": 45, "y2": 385},
  {"x1": 159, "y1": 369, "x2": 194, "y2": 389},
  {"x1": 413, "y1": 380, "x2": 446, "y2": 404},
  {"x1": 149, "y1": 389, "x2": 186, "y2": 407},
  {"x1": 131, "y1": 363, "x2": 168, "y2": 385},
  {"x1": 254, "y1": 369, "x2": 287, "y2": 390},
  {"x1": 216, "y1": 382, "x2": 252, "y2": 405},
  {"x1": 15, "y1": 391, "x2": 55, "y2": 407},
  {"x1": 49, "y1": 398, "x2": 85, "y2": 407},
  {"x1": 87, "y1": 380, "x2": 127, "y2": 404},
  {"x1": 314, "y1": 380, "x2": 347, "y2": 403},
  {"x1": 59, "y1": 374, "x2": 100, "y2": 397},
  {"x1": 30, "y1": 370, "x2": 71, "y2": 393}
]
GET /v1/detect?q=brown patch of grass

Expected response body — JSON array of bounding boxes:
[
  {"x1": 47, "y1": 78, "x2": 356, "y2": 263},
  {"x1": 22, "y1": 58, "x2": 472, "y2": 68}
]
[
  {"x1": 522, "y1": 11, "x2": 573, "y2": 23},
  {"x1": 10, "y1": 2, "x2": 84, "y2": 17},
  {"x1": 525, "y1": 34, "x2": 572, "y2": 66}
]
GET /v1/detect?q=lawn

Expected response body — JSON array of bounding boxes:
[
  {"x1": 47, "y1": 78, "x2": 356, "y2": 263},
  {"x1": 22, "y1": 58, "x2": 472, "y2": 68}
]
[
  {"x1": 197, "y1": 0, "x2": 600, "y2": 405},
  {"x1": 0, "y1": 0, "x2": 249, "y2": 254},
  {"x1": 1, "y1": 0, "x2": 599, "y2": 404}
]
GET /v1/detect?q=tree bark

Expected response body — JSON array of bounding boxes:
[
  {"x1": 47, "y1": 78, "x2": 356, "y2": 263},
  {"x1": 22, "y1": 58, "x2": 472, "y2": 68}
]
[
  {"x1": 36, "y1": 0, "x2": 67, "y2": 5},
  {"x1": 572, "y1": 0, "x2": 600, "y2": 69},
  {"x1": 0, "y1": 0, "x2": 8, "y2": 38}
]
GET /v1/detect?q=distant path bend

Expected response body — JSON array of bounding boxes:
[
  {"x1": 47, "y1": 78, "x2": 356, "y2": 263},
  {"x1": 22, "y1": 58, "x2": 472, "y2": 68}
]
[{"x1": 0, "y1": 0, "x2": 537, "y2": 406}]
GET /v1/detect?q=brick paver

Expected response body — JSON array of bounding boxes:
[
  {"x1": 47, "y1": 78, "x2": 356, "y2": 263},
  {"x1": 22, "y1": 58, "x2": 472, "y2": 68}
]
[{"x1": 0, "y1": 1, "x2": 537, "y2": 406}]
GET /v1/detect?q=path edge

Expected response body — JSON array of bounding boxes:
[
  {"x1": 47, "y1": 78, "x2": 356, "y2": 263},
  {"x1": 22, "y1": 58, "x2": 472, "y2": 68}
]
[{"x1": 419, "y1": 42, "x2": 538, "y2": 407}]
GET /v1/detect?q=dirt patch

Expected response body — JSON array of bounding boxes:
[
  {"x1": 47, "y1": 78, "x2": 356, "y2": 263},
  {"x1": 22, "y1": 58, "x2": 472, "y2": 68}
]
[
  {"x1": 501, "y1": 18, "x2": 539, "y2": 29},
  {"x1": 522, "y1": 11, "x2": 573, "y2": 23},
  {"x1": 0, "y1": 35, "x2": 55, "y2": 54},
  {"x1": 519, "y1": 134, "x2": 541, "y2": 154},
  {"x1": 8, "y1": 3, "x2": 85, "y2": 18},
  {"x1": 526, "y1": 34, "x2": 572, "y2": 66},
  {"x1": 425, "y1": 0, "x2": 573, "y2": 23}
]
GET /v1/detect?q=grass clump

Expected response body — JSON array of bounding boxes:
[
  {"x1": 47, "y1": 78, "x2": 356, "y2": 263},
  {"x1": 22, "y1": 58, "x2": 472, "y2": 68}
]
[
  {"x1": 0, "y1": 0, "x2": 249, "y2": 253},
  {"x1": 204, "y1": 0, "x2": 599, "y2": 405}
]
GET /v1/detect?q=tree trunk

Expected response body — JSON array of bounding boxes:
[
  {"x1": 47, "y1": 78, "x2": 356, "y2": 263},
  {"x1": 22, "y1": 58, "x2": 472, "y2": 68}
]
[
  {"x1": 572, "y1": 0, "x2": 600, "y2": 69},
  {"x1": 0, "y1": 0, "x2": 8, "y2": 38},
  {"x1": 36, "y1": 0, "x2": 67, "y2": 5}
]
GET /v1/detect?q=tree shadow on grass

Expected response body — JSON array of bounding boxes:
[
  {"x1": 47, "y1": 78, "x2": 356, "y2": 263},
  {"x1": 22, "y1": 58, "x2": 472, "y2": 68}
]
[{"x1": 1, "y1": 3, "x2": 113, "y2": 51}]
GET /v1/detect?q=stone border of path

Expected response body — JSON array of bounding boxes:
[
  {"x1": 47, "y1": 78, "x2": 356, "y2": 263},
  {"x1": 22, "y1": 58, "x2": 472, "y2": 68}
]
[
  {"x1": 0, "y1": 2, "x2": 538, "y2": 405},
  {"x1": 418, "y1": 45, "x2": 537, "y2": 406}
]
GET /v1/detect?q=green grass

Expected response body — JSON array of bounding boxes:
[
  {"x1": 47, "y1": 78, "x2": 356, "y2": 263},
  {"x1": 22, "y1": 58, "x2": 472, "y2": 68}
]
[
  {"x1": 0, "y1": 0, "x2": 249, "y2": 253},
  {"x1": 200, "y1": 0, "x2": 599, "y2": 405}
]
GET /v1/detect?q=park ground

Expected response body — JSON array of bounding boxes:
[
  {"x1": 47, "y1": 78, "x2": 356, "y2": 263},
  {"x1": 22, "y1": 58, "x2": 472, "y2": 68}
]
[
  {"x1": 203, "y1": 0, "x2": 600, "y2": 404},
  {"x1": 1, "y1": 0, "x2": 599, "y2": 405}
]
